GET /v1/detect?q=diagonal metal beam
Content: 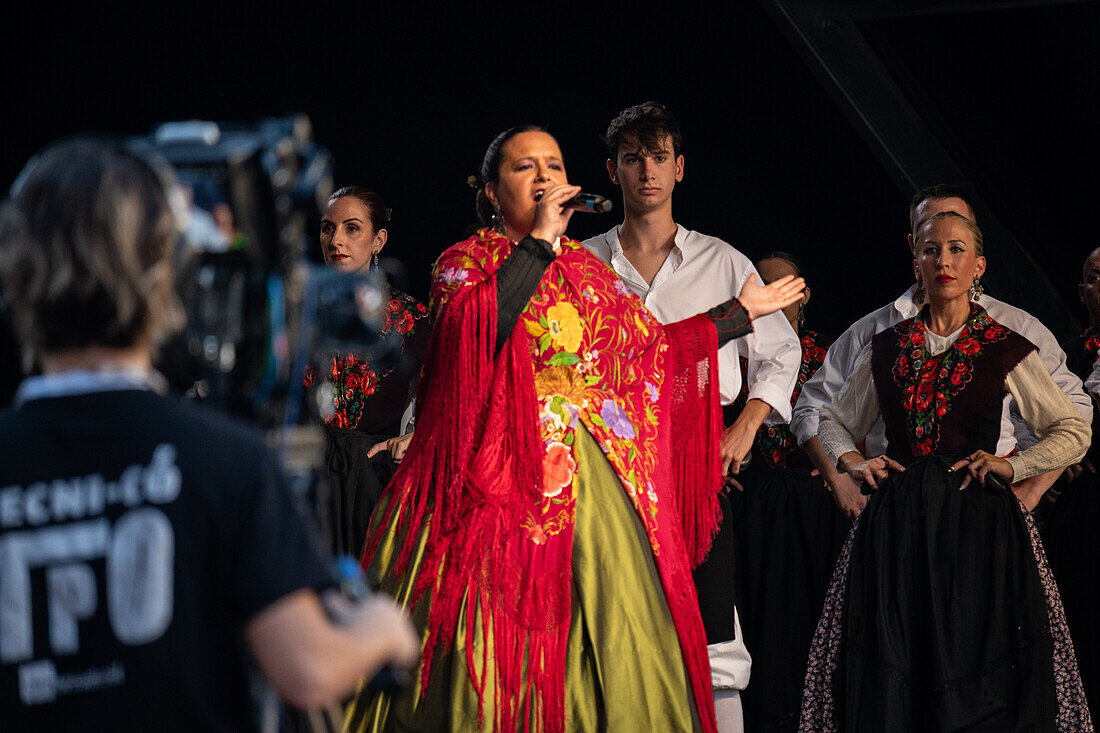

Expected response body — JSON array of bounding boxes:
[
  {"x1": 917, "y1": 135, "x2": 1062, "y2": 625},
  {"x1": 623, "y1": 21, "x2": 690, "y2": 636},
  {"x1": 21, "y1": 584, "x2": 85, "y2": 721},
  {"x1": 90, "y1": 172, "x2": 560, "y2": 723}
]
[{"x1": 758, "y1": 0, "x2": 1082, "y2": 339}]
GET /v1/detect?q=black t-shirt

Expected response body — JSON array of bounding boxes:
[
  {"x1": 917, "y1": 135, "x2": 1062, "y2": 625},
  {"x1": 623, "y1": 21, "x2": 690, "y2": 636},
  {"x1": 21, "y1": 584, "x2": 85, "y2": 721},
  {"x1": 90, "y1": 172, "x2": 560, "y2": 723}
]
[{"x1": 0, "y1": 389, "x2": 333, "y2": 732}]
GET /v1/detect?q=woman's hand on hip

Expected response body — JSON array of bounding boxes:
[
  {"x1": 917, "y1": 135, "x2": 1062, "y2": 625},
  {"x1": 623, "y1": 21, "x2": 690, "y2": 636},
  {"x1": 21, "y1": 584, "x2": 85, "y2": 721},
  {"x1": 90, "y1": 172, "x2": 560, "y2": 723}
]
[
  {"x1": 949, "y1": 450, "x2": 1014, "y2": 490},
  {"x1": 841, "y1": 452, "x2": 905, "y2": 490},
  {"x1": 367, "y1": 431, "x2": 414, "y2": 462}
]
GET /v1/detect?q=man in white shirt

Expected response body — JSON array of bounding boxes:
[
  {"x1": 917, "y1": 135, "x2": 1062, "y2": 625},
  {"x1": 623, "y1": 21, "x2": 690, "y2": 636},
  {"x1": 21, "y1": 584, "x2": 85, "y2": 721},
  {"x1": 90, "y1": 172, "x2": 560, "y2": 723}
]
[
  {"x1": 583, "y1": 101, "x2": 800, "y2": 733},
  {"x1": 791, "y1": 184, "x2": 1090, "y2": 518}
]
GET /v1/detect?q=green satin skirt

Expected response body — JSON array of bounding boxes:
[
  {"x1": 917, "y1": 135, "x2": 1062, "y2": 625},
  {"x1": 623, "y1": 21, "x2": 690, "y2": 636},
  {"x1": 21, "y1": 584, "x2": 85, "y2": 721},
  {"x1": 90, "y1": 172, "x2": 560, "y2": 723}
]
[{"x1": 347, "y1": 426, "x2": 700, "y2": 732}]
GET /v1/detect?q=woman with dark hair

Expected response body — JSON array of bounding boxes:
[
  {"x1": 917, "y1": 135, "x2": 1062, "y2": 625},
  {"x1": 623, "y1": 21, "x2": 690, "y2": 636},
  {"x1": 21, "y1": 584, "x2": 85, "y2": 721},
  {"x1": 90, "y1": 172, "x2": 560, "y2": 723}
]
[
  {"x1": 726, "y1": 252, "x2": 851, "y2": 733},
  {"x1": 346, "y1": 126, "x2": 805, "y2": 732},
  {"x1": 800, "y1": 212, "x2": 1092, "y2": 731},
  {"x1": 308, "y1": 186, "x2": 430, "y2": 557}
]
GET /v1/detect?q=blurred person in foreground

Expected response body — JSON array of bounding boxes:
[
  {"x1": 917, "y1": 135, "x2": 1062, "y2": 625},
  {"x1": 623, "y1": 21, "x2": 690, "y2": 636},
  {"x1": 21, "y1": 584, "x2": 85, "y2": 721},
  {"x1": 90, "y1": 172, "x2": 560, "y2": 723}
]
[{"x1": 0, "y1": 141, "x2": 418, "y2": 732}]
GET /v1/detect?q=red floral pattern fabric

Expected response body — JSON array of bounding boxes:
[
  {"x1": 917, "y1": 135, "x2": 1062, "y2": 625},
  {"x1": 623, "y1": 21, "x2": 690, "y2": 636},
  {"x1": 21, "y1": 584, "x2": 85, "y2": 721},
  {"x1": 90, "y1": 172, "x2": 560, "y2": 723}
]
[
  {"x1": 429, "y1": 232, "x2": 688, "y2": 555},
  {"x1": 887, "y1": 307, "x2": 1013, "y2": 456},
  {"x1": 305, "y1": 289, "x2": 429, "y2": 431},
  {"x1": 1083, "y1": 327, "x2": 1100, "y2": 365}
]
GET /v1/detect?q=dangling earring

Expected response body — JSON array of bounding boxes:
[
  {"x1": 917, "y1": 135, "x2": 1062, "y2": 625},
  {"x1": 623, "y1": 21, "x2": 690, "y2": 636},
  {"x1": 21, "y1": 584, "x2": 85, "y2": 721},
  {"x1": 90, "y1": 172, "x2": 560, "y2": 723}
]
[
  {"x1": 491, "y1": 204, "x2": 505, "y2": 234},
  {"x1": 797, "y1": 302, "x2": 806, "y2": 330},
  {"x1": 372, "y1": 251, "x2": 380, "y2": 272},
  {"x1": 970, "y1": 276, "x2": 983, "y2": 300},
  {"x1": 913, "y1": 280, "x2": 926, "y2": 304}
]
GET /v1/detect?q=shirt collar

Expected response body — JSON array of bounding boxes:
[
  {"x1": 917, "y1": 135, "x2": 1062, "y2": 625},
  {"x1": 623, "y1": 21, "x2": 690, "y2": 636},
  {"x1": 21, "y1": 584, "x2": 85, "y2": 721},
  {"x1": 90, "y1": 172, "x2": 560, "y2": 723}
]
[
  {"x1": 608, "y1": 223, "x2": 686, "y2": 272},
  {"x1": 15, "y1": 368, "x2": 166, "y2": 407},
  {"x1": 895, "y1": 284, "x2": 992, "y2": 320},
  {"x1": 894, "y1": 284, "x2": 920, "y2": 318}
]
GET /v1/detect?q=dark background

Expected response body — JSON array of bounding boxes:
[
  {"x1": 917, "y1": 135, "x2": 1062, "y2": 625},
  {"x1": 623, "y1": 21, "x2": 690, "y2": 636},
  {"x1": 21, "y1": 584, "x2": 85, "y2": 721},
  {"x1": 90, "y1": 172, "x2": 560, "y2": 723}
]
[{"x1": 2, "y1": 1, "x2": 1097, "y2": 350}]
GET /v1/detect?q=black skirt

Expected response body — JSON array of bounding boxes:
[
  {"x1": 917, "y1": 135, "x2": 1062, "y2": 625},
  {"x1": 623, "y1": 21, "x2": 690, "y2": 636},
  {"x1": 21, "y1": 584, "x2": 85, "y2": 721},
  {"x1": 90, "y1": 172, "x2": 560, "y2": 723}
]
[
  {"x1": 729, "y1": 465, "x2": 850, "y2": 733},
  {"x1": 800, "y1": 456, "x2": 1091, "y2": 732},
  {"x1": 321, "y1": 426, "x2": 398, "y2": 559}
]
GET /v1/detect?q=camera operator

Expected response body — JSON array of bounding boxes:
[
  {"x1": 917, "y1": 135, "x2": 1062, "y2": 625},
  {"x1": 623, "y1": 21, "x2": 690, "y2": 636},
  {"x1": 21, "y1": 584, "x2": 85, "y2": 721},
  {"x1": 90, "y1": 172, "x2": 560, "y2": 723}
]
[{"x1": 0, "y1": 141, "x2": 419, "y2": 731}]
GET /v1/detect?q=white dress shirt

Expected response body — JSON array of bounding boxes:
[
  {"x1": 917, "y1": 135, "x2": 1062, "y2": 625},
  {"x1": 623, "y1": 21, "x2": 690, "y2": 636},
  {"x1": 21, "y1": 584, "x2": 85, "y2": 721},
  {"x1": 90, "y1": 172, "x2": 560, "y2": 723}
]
[
  {"x1": 583, "y1": 225, "x2": 801, "y2": 418},
  {"x1": 1084, "y1": 355, "x2": 1100, "y2": 396},
  {"x1": 791, "y1": 285, "x2": 1091, "y2": 457}
]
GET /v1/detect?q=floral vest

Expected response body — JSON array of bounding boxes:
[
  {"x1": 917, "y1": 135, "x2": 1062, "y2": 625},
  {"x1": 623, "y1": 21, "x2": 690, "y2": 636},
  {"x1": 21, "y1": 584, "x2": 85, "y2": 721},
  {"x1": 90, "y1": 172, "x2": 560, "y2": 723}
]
[
  {"x1": 871, "y1": 305, "x2": 1035, "y2": 459},
  {"x1": 304, "y1": 288, "x2": 429, "y2": 436}
]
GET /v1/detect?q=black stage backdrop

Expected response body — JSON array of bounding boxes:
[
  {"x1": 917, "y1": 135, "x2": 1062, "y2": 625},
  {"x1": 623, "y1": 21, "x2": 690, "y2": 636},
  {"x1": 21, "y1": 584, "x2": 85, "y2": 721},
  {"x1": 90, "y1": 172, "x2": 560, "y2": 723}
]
[{"x1": 2, "y1": 1, "x2": 1097, "y2": 344}]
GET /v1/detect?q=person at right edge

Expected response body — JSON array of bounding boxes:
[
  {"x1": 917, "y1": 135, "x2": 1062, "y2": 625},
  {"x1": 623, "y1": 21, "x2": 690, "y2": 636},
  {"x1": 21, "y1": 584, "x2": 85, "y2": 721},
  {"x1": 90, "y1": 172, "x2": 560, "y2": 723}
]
[
  {"x1": 1039, "y1": 245, "x2": 1100, "y2": 724},
  {"x1": 800, "y1": 211, "x2": 1091, "y2": 731}
]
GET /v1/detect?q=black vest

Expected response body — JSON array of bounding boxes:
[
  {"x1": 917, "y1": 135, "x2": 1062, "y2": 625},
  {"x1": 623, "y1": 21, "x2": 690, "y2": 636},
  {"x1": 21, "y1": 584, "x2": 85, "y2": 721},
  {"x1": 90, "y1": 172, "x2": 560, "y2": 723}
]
[{"x1": 871, "y1": 306, "x2": 1035, "y2": 460}]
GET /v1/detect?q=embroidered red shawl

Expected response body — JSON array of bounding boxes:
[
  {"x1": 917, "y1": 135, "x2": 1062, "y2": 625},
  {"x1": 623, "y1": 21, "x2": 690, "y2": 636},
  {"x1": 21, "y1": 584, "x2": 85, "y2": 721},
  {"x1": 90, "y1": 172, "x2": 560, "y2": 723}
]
[{"x1": 363, "y1": 229, "x2": 723, "y2": 733}]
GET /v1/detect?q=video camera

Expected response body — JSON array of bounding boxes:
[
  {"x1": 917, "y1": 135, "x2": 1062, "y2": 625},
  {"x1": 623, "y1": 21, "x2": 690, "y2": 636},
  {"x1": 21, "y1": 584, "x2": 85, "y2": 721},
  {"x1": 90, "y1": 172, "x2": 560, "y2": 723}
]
[{"x1": 125, "y1": 114, "x2": 340, "y2": 425}]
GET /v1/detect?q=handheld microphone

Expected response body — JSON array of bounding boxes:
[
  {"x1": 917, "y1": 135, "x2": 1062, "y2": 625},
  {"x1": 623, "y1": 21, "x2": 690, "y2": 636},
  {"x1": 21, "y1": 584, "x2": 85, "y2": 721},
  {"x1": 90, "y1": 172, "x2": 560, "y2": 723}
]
[
  {"x1": 564, "y1": 192, "x2": 613, "y2": 213},
  {"x1": 534, "y1": 190, "x2": 613, "y2": 213}
]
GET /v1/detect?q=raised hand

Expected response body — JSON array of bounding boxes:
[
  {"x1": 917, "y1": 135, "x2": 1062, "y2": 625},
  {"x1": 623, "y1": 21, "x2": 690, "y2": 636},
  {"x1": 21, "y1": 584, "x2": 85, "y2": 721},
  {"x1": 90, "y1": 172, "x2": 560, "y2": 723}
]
[{"x1": 738, "y1": 273, "x2": 806, "y2": 321}]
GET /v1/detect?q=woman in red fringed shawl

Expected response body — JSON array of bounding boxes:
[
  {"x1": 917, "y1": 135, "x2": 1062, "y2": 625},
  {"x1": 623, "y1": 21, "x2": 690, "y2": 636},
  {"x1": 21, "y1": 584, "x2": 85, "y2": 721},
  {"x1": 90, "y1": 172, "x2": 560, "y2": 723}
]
[{"x1": 346, "y1": 126, "x2": 805, "y2": 733}]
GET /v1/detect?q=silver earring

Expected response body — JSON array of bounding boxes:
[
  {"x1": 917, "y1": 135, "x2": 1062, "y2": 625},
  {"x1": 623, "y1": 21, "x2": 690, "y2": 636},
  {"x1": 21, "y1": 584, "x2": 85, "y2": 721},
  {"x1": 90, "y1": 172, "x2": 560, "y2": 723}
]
[{"x1": 914, "y1": 280, "x2": 926, "y2": 304}]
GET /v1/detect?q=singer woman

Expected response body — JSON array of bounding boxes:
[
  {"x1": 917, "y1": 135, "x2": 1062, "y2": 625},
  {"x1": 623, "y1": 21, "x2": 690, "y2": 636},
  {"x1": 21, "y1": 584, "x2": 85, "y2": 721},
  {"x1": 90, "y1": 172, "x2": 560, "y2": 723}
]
[
  {"x1": 346, "y1": 126, "x2": 805, "y2": 733},
  {"x1": 800, "y1": 212, "x2": 1093, "y2": 732}
]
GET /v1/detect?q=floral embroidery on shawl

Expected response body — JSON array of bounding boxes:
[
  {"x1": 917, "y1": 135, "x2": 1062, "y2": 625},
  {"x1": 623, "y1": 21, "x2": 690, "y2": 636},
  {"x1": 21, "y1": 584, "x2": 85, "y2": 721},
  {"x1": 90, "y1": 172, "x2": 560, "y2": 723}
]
[
  {"x1": 889, "y1": 307, "x2": 1012, "y2": 455},
  {"x1": 368, "y1": 229, "x2": 722, "y2": 733}
]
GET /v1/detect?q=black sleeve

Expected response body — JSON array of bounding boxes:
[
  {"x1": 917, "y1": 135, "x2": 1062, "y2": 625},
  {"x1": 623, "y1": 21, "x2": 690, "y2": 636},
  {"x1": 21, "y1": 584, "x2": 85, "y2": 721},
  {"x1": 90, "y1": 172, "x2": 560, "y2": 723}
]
[
  {"x1": 495, "y1": 235, "x2": 556, "y2": 354},
  {"x1": 706, "y1": 297, "x2": 753, "y2": 348}
]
